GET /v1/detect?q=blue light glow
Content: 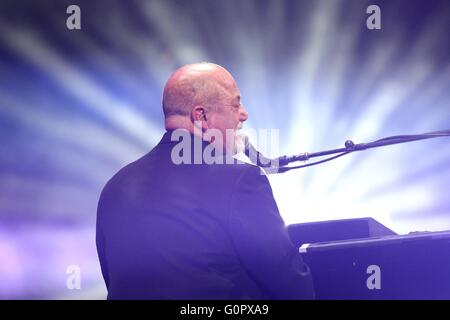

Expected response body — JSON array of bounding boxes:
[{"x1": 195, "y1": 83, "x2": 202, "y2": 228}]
[{"x1": 0, "y1": 0, "x2": 449, "y2": 298}]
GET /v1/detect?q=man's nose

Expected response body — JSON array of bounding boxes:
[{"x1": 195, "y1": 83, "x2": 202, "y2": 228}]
[{"x1": 239, "y1": 105, "x2": 249, "y2": 122}]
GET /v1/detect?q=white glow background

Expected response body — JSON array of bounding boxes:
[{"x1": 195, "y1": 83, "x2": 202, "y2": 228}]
[{"x1": 0, "y1": 0, "x2": 449, "y2": 299}]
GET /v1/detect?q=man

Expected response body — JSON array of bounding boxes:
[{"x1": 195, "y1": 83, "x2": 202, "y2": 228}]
[{"x1": 96, "y1": 62, "x2": 314, "y2": 299}]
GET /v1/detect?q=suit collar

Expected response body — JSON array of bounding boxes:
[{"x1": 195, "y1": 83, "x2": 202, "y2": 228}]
[
  {"x1": 159, "y1": 129, "x2": 209, "y2": 146},
  {"x1": 158, "y1": 130, "x2": 239, "y2": 165}
]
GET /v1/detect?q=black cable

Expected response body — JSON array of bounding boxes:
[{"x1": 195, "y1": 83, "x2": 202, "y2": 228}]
[{"x1": 274, "y1": 151, "x2": 352, "y2": 174}]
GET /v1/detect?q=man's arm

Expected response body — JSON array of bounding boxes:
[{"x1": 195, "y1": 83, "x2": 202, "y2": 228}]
[
  {"x1": 228, "y1": 165, "x2": 315, "y2": 299},
  {"x1": 96, "y1": 189, "x2": 110, "y2": 291}
]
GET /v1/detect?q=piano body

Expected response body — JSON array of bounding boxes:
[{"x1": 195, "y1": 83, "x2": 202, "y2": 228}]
[{"x1": 287, "y1": 218, "x2": 450, "y2": 299}]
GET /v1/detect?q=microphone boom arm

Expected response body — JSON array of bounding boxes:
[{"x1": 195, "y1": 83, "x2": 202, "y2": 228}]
[{"x1": 249, "y1": 130, "x2": 450, "y2": 174}]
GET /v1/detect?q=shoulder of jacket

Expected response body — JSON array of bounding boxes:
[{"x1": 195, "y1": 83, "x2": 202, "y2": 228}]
[{"x1": 213, "y1": 160, "x2": 263, "y2": 177}]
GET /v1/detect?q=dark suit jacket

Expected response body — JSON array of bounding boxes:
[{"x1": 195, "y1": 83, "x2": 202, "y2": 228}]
[{"x1": 96, "y1": 131, "x2": 314, "y2": 299}]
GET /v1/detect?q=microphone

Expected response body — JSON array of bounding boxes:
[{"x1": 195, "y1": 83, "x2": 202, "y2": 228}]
[
  {"x1": 243, "y1": 130, "x2": 450, "y2": 173},
  {"x1": 243, "y1": 135, "x2": 310, "y2": 172},
  {"x1": 243, "y1": 137, "x2": 274, "y2": 168}
]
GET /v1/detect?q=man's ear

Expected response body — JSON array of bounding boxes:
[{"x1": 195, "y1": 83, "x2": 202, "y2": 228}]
[{"x1": 191, "y1": 106, "x2": 209, "y2": 131}]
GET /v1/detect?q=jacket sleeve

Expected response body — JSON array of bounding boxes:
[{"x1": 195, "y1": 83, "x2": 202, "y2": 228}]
[
  {"x1": 228, "y1": 165, "x2": 315, "y2": 299},
  {"x1": 96, "y1": 189, "x2": 110, "y2": 291}
]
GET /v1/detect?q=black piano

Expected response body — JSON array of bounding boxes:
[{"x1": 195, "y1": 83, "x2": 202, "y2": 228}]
[{"x1": 287, "y1": 218, "x2": 450, "y2": 299}]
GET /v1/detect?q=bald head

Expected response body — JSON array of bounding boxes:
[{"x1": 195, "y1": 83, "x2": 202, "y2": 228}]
[
  {"x1": 162, "y1": 62, "x2": 236, "y2": 118},
  {"x1": 162, "y1": 63, "x2": 248, "y2": 154}
]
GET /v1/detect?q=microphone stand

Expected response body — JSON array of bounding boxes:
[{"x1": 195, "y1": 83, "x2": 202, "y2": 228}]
[{"x1": 247, "y1": 130, "x2": 450, "y2": 174}]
